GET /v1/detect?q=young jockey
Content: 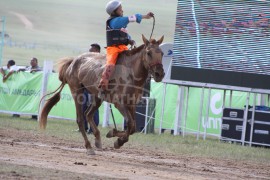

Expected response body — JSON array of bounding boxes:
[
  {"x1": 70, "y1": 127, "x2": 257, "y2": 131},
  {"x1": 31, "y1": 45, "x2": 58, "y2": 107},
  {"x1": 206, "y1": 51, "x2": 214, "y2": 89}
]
[{"x1": 98, "y1": 0, "x2": 154, "y2": 90}]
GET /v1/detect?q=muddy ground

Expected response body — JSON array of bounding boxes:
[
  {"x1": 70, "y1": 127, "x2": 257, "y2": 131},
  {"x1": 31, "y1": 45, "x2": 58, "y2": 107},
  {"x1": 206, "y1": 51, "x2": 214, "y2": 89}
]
[{"x1": 0, "y1": 127, "x2": 269, "y2": 180}]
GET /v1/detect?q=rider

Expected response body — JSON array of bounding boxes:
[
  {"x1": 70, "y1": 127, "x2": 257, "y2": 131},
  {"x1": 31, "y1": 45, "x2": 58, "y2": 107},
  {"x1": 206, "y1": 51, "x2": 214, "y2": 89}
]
[{"x1": 98, "y1": 0, "x2": 154, "y2": 91}]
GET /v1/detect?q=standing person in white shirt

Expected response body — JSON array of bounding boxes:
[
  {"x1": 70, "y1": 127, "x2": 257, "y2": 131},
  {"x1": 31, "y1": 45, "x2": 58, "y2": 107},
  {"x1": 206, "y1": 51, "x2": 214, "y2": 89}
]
[{"x1": 0, "y1": 60, "x2": 19, "y2": 82}]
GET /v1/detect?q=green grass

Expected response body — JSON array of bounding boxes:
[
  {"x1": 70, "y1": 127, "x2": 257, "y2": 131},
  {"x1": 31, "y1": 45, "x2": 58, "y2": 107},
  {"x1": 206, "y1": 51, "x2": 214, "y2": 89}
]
[
  {"x1": 130, "y1": 133, "x2": 270, "y2": 163},
  {"x1": 0, "y1": 0, "x2": 177, "y2": 67},
  {"x1": 1, "y1": 113, "x2": 270, "y2": 164}
]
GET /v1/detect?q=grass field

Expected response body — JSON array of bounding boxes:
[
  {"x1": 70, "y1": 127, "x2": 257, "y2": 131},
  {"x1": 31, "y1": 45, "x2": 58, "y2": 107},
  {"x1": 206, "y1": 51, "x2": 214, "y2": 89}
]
[
  {"x1": 1, "y1": 113, "x2": 270, "y2": 164},
  {"x1": 0, "y1": 0, "x2": 177, "y2": 67}
]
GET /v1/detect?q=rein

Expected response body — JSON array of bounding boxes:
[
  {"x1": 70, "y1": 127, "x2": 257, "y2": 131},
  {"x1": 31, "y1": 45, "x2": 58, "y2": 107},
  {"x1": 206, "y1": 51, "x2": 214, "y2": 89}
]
[
  {"x1": 129, "y1": 15, "x2": 155, "y2": 50},
  {"x1": 148, "y1": 15, "x2": 160, "y2": 69},
  {"x1": 149, "y1": 16, "x2": 155, "y2": 40}
]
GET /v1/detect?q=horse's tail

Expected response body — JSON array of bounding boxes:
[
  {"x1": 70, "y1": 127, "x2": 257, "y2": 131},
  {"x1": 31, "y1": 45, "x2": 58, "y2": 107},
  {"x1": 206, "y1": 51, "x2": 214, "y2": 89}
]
[
  {"x1": 58, "y1": 57, "x2": 74, "y2": 83},
  {"x1": 39, "y1": 57, "x2": 73, "y2": 129}
]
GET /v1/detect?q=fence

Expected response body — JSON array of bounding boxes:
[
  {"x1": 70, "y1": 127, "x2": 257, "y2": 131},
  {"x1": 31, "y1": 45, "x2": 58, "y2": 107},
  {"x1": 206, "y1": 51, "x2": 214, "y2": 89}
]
[{"x1": 1, "y1": 61, "x2": 266, "y2": 141}]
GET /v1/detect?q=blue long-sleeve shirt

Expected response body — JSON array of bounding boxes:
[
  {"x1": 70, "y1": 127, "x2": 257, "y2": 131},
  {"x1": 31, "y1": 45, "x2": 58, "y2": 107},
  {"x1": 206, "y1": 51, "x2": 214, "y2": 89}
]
[{"x1": 109, "y1": 14, "x2": 142, "y2": 29}]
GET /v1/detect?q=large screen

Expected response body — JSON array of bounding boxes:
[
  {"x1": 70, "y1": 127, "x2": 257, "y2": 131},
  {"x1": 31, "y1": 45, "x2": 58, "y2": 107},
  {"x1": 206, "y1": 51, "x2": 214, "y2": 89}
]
[{"x1": 171, "y1": 0, "x2": 270, "y2": 90}]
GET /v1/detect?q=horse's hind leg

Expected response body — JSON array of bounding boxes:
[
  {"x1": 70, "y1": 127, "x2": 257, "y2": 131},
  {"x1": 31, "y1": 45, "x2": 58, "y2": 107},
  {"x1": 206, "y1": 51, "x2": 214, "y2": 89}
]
[
  {"x1": 85, "y1": 96, "x2": 102, "y2": 149},
  {"x1": 71, "y1": 88, "x2": 95, "y2": 155}
]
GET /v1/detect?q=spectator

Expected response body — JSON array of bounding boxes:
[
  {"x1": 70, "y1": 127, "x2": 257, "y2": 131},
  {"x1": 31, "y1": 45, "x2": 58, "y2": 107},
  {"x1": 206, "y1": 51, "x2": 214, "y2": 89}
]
[
  {"x1": 25, "y1": 57, "x2": 42, "y2": 120},
  {"x1": 25, "y1": 57, "x2": 42, "y2": 73},
  {"x1": 89, "y1": 43, "x2": 101, "y2": 53},
  {"x1": 0, "y1": 60, "x2": 20, "y2": 117},
  {"x1": 85, "y1": 43, "x2": 101, "y2": 134},
  {"x1": 76, "y1": 43, "x2": 101, "y2": 134},
  {"x1": 0, "y1": 60, "x2": 19, "y2": 82}
]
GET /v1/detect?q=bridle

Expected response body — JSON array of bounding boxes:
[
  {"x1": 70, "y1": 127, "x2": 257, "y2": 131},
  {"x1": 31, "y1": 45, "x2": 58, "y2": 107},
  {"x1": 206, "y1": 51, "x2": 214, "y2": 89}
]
[
  {"x1": 148, "y1": 61, "x2": 163, "y2": 69},
  {"x1": 147, "y1": 60, "x2": 163, "y2": 80}
]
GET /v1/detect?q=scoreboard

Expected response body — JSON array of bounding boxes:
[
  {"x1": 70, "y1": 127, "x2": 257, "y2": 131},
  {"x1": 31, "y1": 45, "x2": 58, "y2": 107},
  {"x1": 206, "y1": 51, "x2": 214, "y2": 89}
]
[{"x1": 171, "y1": 0, "x2": 270, "y2": 89}]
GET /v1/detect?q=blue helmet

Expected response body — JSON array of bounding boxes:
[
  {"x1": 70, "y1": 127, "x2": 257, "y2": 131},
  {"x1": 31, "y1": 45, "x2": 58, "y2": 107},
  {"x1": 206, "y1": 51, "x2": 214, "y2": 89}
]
[{"x1": 106, "y1": 1, "x2": 121, "y2": 15}]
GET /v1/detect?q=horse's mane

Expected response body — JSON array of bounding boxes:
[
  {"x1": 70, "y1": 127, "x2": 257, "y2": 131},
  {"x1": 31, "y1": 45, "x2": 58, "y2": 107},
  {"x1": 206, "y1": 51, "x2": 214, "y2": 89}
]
[
  {"x1": 121, "y1": 44, "x2": 145, "y2": 56},
  {"x1": 120, "y1": 39, "x2": 159, "y2": 57}
]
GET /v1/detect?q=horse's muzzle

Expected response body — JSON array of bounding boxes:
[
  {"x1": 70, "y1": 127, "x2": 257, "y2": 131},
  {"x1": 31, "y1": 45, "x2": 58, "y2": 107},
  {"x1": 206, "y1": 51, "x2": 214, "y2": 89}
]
[{"x1": 152, "y1": 67, "x2": 165, "y2": 82}]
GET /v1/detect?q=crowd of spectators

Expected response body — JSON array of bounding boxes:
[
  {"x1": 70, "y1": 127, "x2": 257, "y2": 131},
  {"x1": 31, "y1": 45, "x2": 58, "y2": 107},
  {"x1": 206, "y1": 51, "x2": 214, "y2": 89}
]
[
  {"x1": 0, "y1": 57, "x2": 42, "y2": 119},
  {"x1": 0, "y1": 57, "x2": 42, "y2": 82}
]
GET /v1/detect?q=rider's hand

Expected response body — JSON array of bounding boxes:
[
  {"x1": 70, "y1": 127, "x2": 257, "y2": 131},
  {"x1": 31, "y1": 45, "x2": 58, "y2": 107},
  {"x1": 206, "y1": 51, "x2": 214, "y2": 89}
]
[
  {"x1": 3, "y1": 75, "x2": 7, "y2": 82},
  {"x1": 147, "y1": 12, "x2": 154, "y2": 18},
  {"x1": 143, "y1": 12, "x2": 154, "y2": 19},
  {"x1": 128, "y1": 40, "x2": 135, "y2": 46}
]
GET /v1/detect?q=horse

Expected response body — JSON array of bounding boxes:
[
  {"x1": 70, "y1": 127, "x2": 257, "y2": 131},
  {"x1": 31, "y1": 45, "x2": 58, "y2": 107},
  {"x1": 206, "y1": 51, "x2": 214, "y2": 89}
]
[{"x1": 39, "y1": 35, "x2": 165, "y2": 155}]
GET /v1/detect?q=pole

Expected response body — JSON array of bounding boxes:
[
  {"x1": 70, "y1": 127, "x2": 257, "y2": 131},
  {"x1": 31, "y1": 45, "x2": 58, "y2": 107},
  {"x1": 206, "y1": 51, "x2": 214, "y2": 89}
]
[
  {"x1": 144, "y1": 97, "x2": 149, "y2": 134},
  {"x1": 229, "y1": 90, "x2": 233, "y2": 108},
  {"x1": 249, "y1": 93, "x2": 256, "y2": 146},
  {"x1": 182, "y1": 87, "x2": 189, "y2": 137},
  {"x1": 197, "y1": 87, "x2": 205, "y2": 140},
  {"x1": 38, "y1": 60, "x2": 53, "y2": 121},
  {"x1": 159, "y1": 83, "x2": 167, "y2": 134},
  {"x1": 242, "y1": 92, "x2": 250, "y2": 146},
  {"x1": 203, "y1": 88, "x2": 211, "y2": 140},
  {"x1": 174, "y1": 86, "x2": 184, "y2": 135},
  {"x1": 220, "y1": 90, "x2": 226, "y2": 139},
  {"x1": 0, "y1": 16, "x2": 6, "y2": 67},
  {"x1": 110, "y1": 104, "x2": 117, "y2": 130},
  {"x1": 102, "y1": 102, "x2": 110, "y2": 127}
]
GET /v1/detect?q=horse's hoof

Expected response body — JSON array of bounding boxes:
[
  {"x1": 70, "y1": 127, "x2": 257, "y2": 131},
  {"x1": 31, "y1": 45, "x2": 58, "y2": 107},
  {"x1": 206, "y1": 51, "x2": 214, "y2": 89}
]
[
  {"x1": 114, "y1": 141, "x2": 120, "y2": 149},
  {"x1": 106, "y1": 129, "x2": 114, "y2": 138},
  {"x1": 95, "y1": 140, "x2": 102, "y2": 149},
  {"x1": 87, "y1": 148, "x2": 95, "y2": 155}
]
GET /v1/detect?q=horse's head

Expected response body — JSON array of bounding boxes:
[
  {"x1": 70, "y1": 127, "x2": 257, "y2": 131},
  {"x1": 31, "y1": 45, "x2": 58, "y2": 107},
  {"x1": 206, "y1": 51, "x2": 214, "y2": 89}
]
[{"x1": 142, "y1": 35, "x2": 165, "y2": 82}]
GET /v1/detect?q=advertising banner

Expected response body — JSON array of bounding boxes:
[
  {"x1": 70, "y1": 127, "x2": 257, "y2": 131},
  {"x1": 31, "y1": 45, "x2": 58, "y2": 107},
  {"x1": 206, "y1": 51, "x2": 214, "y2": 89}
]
[
  {"x1": 46, "y1": 73, "x2": 76, "y2": 120},
  {"x1": 0, "y1": 72, "x2": 42, "y2": 114}
]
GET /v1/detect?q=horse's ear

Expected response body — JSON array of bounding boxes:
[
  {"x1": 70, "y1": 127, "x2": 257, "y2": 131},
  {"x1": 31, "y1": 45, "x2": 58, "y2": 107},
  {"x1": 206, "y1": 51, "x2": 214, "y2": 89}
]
[
  {"x1": 157, "y1": 35, "x2": 164, "y2": 45},
  {"x1": 142, "y1": 34, "x2": 149, "y2": 46}
]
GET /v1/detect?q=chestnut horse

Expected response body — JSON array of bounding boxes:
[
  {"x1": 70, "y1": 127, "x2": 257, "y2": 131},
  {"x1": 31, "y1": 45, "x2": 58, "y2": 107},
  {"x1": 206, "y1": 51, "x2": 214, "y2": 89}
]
[{"x1": 39, "y1": 35, "x2": 165, "y2": 155}]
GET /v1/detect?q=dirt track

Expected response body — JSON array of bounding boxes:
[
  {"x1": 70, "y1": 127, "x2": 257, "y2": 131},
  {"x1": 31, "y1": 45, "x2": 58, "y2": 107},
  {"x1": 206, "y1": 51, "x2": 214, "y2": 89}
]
[{"x1": 0, "y1": 128, "x2": 270, "y2": 180}]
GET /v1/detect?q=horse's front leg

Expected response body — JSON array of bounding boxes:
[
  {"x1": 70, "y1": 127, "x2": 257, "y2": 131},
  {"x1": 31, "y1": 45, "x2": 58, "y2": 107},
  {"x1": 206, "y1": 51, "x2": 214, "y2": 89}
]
[
  {"x1": 106, "y1": 128, "x2": 126, "y2": 138},
  {"x1": 113, "y1": 105, "x2": 136, "y2": 149}
]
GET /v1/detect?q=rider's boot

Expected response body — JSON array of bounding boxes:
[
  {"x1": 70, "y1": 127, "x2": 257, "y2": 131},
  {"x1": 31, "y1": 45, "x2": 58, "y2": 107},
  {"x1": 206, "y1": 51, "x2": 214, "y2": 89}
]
[{"x1": 98, "y1": 64, "x2": 115, "y2": 98}]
